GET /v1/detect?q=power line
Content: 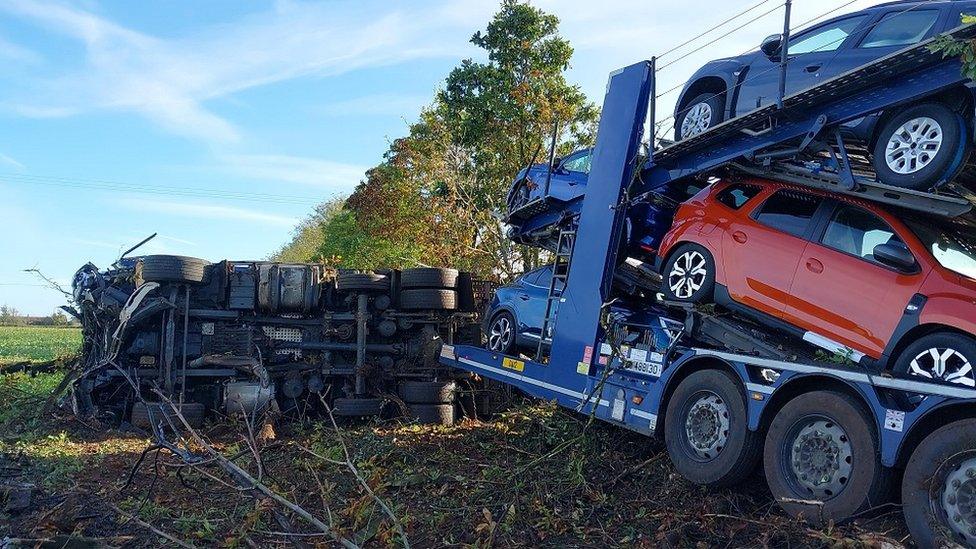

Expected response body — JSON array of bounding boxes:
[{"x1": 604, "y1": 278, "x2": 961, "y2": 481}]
[{"x1": 655, "y1": 0, "x2": 779, "y2": 60}]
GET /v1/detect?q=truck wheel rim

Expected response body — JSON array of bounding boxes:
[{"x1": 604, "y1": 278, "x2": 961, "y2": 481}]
[
  {"x1": 909, "y1": 347, "x2": 975, "y2": 387},
  {"x1": 489, "y1": 316, "x2": 512, "y2": 351},
  {"x1": 668, "y1": 251, "x2": 707, "y2": 299},
  {"x1": 938, "y1": 454, "x2": 976, "y2": 545},
  {"x1": 885, "y1": 116, "x2": 943, "y2": 175},
  {"x1": 787, "y1": 417, "x2": 853, "y2": 500},
  {"x1": 681, "y1": 102, "x2": 712, "y2": 139},
  {"x1": 684, "y1": 391, "x2": 730, "y2": 461}
]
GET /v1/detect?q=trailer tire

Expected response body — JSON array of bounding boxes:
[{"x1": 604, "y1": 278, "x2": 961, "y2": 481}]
[
  {"x1": 333, "y1": 397, "x2": 384, "y2": 417},
  {"x1": 763, "y1": 390, "x2": 890, "y2": 524},
  {"x1": 400, "y1": 289, "x2": 456, "y2": 310},
  {"x1": 664, "y1": 369, "x2": 761, "y2": 488},
  {"x1": 409, "y1": 403, "x2": 455, "y2": 426},
  {"x1": 902, "y1": 418, "x2": 976, "y2": 548},
  {"x1": 871, "y1": 102, "x2": 968, "y2": 191},
  {"x1": 336, "y1": 271, "x2": 390, "y2": 293},
  {"x1": 398, "y1": 381, "x2": 457, "y2": 404},
  {"x1": 131, "y1": 401, "x2": 205, "y2": 429},
  {"x1": 661, "y1": 243, "x2": 715, "y2": 303},
  {"x1": 400, "y1": 268, "x2": 459, "y2": 289},
  {"x1": 140, "y1": 255, "x2": 209, "y2": 284}
]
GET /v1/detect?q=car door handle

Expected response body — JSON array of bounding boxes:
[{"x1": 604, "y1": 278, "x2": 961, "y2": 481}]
[
  {"x1": 806, "y1": 258, "x2": 824, "y2": 274},
  {"x1": 732, "y1": 231, "x2": 748, "y2": 244},
  {"x1": 804, "y1": 64, "x2": 822, "y2": 73}
]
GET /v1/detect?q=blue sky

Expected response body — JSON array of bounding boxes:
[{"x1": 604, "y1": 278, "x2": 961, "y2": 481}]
[{"x1": 0, "y1": 0, "x2": 882, "y2": 315}]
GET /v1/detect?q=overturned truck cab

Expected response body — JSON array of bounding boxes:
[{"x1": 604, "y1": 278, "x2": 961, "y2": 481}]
[{"x1": 69, "y1": 255, "x2": 486, "y2": 426}]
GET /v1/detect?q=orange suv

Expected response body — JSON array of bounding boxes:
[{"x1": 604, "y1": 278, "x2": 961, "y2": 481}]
[{"x1": 657, "y1": 178, "x2": 976, "y2": 388}]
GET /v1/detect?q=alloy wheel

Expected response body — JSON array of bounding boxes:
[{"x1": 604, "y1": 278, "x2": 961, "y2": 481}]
[
  {"x1": 908, "y1": 347, "x2": 975, "y2": 387},
  {"x1": 668, "y1": 250, "x2": 708, "y2": 299},
  {"x1": 681, "y1": 102, "x2": 713, "y2": 139},
  {"x1": 885, "y1": 116, "x2": 943, "y2": 175},
  {"x1": 488, "y1": 315, "x2": 513, "y2": 352}
]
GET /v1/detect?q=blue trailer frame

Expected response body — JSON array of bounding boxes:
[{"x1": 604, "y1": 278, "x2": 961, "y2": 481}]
[{"x1": 440, "y1": 52, "x2": 976, "y2": 474}]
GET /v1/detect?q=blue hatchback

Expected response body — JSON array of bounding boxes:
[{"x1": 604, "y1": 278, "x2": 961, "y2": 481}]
[
  {"x1": 674, "y1": 0, "x2": 976, "y2": 190},
  {"x1": 483, "y1": 265, "x2": 561, "y2": 354}
]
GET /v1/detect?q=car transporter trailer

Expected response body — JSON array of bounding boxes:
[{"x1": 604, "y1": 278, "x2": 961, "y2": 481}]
[{"x1": 441, "y1": 26, "x2": 976, "y2": 546}]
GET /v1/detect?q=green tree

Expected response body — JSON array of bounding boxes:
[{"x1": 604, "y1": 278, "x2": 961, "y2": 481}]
[{"x1": 271, "y1": 197, "x2": 345, "y2": 263}]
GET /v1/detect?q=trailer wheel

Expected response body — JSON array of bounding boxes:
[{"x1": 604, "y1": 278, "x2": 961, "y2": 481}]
[
  {"x1": 333, "y1": 397, "x2": 384, "y2": 417},
  {"x1": 871, "y1": 102, "x2": 968, "y2": 191},
  {"x1": 398, "y1": 381, "x2": 457, "y2": 404},
  {"x1": 902, "y1": 418, "x2": 976, "y2": 548},
  {"x1": 763, "y1": 390, "x2": 890, "y2": 523},
  {"x1": 140, "y1": 255, "x2": 210, "y2": 284},
  {"x1": 664, "y1": 370, "x2": 761, "y2": 488},
  {"x1": 409, "y1": 403, "x2": 455, "y2": 426},
  {"x1": 400, "y1": 289, "x2": 457, "y2": 310},
  {"x1": 336, "y1": 271, "x2": 390, "y2": 292},
  {"x1": 400, "y1": 268, "x2": 458, "y2": 289},
  {"x1": 661, "y1": 243, "x2": 715, "y2": 303}
]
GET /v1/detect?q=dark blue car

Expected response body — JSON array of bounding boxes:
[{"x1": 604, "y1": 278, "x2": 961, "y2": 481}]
[
  {"x1": 483, "y1": 265, "x2": 560, "y2": 354},
  {"x1": 675, "y1": 0, "x2": 976, "y2": 190},
  {"x1": 506, "y1": 148, "x2": 705, "y2": 258}
]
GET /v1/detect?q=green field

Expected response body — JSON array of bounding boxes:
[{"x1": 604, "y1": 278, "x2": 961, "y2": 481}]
[{"x1": 0, "y1": 325, "x2": 81, "y2": 363}]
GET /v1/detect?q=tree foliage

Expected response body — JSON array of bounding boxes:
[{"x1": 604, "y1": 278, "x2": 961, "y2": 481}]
[
  {"x1": 928, "y1": 14, "x2": 976, "y2": 79},
  {"x1": 276, "y1": 1, "x2": 598, "y2": 279}
]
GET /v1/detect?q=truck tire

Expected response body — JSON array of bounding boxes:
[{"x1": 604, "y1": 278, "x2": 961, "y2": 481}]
[
  {"x1": 664, "y1": 369, "x2": 761, "y2": 488},
  {"x1": 333, "y1": 397, "x2": 384, "y2": 417},
  {"x1": 661, "y1": 243, "x2": 715, "y2": 303},
  {"x1": 763, "y1": 390, "x2": 890, "y2": 524},
  {"x1": 131, "y1": 401, "x2": 205, "y2": 429},
  {"x1": 675, "y1": 92, "x2": 724, "y2": 141},
  {"x1": 872, "y1": 102, "x2": 968, "y2": 191},
  {"x1": 336, "y1": 271, "x2": 390, "y2": 292},
  {"x1": 398, "y1": 381, "x2": 457, "y2": 404},
  {"x1": 400, "y1": 289, "x2": 456, "y2": 310},
  {"x1": 902, "y1": 418, "x2": 976, "y2": 548},
  {"x1": 409, "y1": 403, "x2": 455, "y2": 426},
  {"x1": 140, "y1": 255, "x2": 209, "y2": 284},
  {"x1": 400, "y1": 268, "x2": 459, "y2": 289}
]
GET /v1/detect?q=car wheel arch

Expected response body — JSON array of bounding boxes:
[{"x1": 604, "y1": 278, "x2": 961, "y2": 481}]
[
  {"x1": 659, "y1": 238, "x2": 723, "y2": 281},
  {"x1": 869, "y1": 89, "x2": 975, "y2": 152},
  {"x1": 677, "y1": 76, "x2": 730, "y2": 116},
  {"x1": 885, "y1": 323, "x2": 976, "y2": 370}
]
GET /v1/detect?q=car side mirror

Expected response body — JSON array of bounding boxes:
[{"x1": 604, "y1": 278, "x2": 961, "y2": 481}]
[
  {"x1": 551, "y1": 155, "x2": 563, "y2": 168},
  {"x1": 761, "y1": 34, "x2": 783, "y2": 60},
  {"x1": 874, "y1": 243, "x2": 916, "y2": 272}
]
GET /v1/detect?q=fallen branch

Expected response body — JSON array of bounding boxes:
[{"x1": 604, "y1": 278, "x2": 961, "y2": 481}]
[{"x1": 111, "y1": 504, "x2": 196, "y2": 549}]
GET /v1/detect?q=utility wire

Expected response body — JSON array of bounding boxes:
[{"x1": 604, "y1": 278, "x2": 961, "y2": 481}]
[
  {"x1": 655, "y1": 0, "x2": 779, "y2": 60},
  {"x1": 657, "y1": 3, "x2": 785, "y2": 71}
]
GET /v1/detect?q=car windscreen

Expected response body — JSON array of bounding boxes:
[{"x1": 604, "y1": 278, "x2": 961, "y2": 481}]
[{"x1": 905, "y1": 218, "x2": 976, "y2": 280}]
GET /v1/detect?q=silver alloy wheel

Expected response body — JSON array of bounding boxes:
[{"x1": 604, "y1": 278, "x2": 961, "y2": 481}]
[
  {"x1": 684, "y1": 392, "x2": 730, "y2": 460},
  {"x1": 680, "y1": 102, "x2": 713, "y2": 139},
  {"x1": 668, "y1": 250, "x2": 708, "y2": 299},
  {"x1": 939, "y1": 455, "x2": 976, "y2": 546},
  {"x1": 885, "y1": 116, "x2": 943, "y2": 175},
  {"x1": 488, "y1": 315, "x2": 513, "y2": 352},
  {"x1": 789, "y1": 418, "x2": 853, "y2": 500},
  {"x1": 908, "y1": 347, "x2": 975, "y2": 387}
]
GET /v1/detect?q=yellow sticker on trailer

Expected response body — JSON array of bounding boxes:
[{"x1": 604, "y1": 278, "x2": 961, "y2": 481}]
[{"x1": 502, "y1": 357, "x2": 524, "y2": 372}]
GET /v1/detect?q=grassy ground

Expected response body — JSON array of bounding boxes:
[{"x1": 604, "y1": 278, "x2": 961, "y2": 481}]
[
  {"x1": 0, "y1": 326, "x2": 81, "y2": 364},
  {"x1": 0, "y1": 329, "x2": 911, "y2": 547}
]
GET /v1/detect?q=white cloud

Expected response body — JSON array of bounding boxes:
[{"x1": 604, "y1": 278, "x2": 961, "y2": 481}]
[
  {"x1": 317, "y1": 93, "x2": 430, "y2": 117},
  {"x1": 118, "y1": 197, "x2": 298, "y2": 227},
  {"x1": 0, "y1": 153, "x2": 24, "y2": 170},
  {"x1": 0, "y1": 0, "x2": 479, "y2": 143},
  {"x1": 217, "y1": 154, "x2": 366, "y2": 189},
  {"x1": 0, "y1": 35, "x2": 39, "y2": 63}
]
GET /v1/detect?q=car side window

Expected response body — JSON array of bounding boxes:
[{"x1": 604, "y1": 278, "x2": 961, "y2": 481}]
[
  {"x1": 562, "y1": 151, "x2": 592, "y2": 174},
  {"x1": 859, "y1": 10, "x2": 939, "y2": 48},
  {"x1": 715, "y1": 184, "x2": 762, "y2": 210},
  {"x1": 754, "y1": 190, "x2": 823, "y2": 238},
  {"x1": 821, "y1": 205, "x2": 906, "y2": 265},
  {"x1": 787, "y1": 15, "x2": 868, "y2": 55},
  {"x1": 521, "y1": 266, "x2": 551, "y2": 287}
]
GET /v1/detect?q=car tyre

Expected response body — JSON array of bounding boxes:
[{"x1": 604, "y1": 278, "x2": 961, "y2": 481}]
[
  {"x1": 872, "y1": 102, "x2": 968, "y2": 190},
  {"x1": 661, "y1": 243, "x2": 715, "y2": 303},
  {"x1": 902, "y1": 418, "x2": 976, "y2": 548},
  {"x1": 664, "y1": 369, "x2": 762, "y2": 488},
  {"x1": 487, "y1": 311, "x2": 517, "y2": 355},
  {"x1": 676, "y1": 92, "x2": 725, "y2": 141},
  {"x1": 892, "y1": 332, "x2": 976, "y2": 406},
  {"x1": 763, "y1": 391, "x2": 891, "y2": 524}
]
